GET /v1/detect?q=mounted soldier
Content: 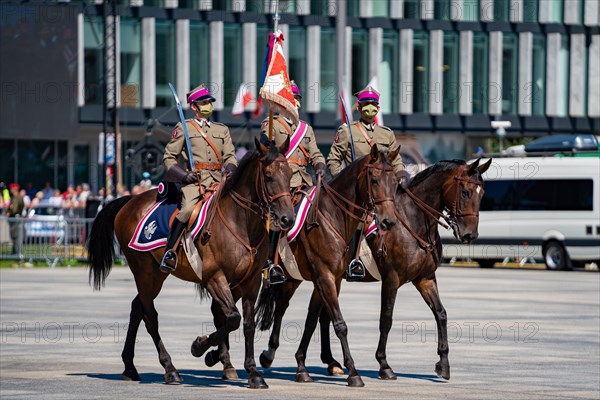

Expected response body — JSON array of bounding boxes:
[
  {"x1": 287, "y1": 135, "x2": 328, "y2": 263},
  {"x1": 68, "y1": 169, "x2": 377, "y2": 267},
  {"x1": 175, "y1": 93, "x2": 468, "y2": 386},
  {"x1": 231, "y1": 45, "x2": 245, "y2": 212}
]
[
  {"x1": 327, "y1": 85, "x2": 404, "y2": 279},
  {"x1": 160, "y1": 84, "x2": 238, "y2": 273},
  {"x1": 260, "y1": 80, "x2": 326, "y2": 284}
]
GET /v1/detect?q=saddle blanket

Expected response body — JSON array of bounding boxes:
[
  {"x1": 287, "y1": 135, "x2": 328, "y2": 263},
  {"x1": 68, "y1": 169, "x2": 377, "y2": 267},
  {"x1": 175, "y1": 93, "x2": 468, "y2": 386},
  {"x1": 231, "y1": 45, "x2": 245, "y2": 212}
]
[
  {"x1": 287, "y1": 186, "x2": 317, "y2": 242},
  {"x1": 128, "y1": 192, "x2": 215, "y2": 252}
]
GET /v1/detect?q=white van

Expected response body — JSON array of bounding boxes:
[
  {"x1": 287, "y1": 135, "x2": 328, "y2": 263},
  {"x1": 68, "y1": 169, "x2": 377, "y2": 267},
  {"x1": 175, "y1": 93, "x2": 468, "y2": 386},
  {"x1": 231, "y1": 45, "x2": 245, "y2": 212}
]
[{"x1": 441, "y1": 156, "x2": 600, "y2": 270}]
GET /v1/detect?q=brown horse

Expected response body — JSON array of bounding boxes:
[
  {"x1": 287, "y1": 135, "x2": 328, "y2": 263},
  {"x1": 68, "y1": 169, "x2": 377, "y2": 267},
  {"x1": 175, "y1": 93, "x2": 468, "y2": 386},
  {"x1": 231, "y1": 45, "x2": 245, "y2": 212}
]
[
  {"x1": 87, "y1": 139, "x2": 294, "y2": 389},
  {"x1": 232, "y1": 144, "x2": 401, "y2": 387},
  {"x1": 287, "y1": 158, "x2": 492, "y2": 382}
]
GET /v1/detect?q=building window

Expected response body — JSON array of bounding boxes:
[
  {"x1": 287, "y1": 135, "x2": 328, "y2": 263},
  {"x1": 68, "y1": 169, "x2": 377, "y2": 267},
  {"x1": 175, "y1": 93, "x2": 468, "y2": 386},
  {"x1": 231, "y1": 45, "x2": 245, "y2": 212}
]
[
  {"x1": 372, "y1": 0, "x2": 389, "y2": 17},
  {"x1": 434, "y1": 0, "x2": 450, "y2": 20},
  {"x1": 472, "y1": 32, "x2": 489, "y2": 114},
  {"x1": 213, "y1": 0, "x2": 246, "y2": 12},
  {"x1": 463, "y1": 0, "x2": 481, "y2": 21},
  {"x1": 549, "y1": 0, "x2": 563, "y2": 23},
  {"x1": 288, "y1": 26, "x2": 307, "y2": 98},
  {"x1": 0, "y1": 139, "x2": 15, "y2": 184},
  {"x1": 523, "y1": 0, "x2": 538, "y2": 22},
  {"x1": 494, "y1": 0, "x2": 510, "y2": 22},
  {"x1": 17, "y1": 140, "x2": 68, "y2": 190},
  {"x1": 74, "y1": 145, "x2": 90, "y2": 188},
  {"x1": 502, "y1": 33, "x2": 518, "y2": 114},
  {"x1": 347, "y1": 0, "x2": 360, "y2": 16},
  {"x1": 84, "y1": 16, "x2": 103, "y2": 105},
  {"x1": 320, "y1": 27, "x2": 337, "y2": 112},
  {"x1": 531, "y1": 34, "x2": 546, "y2": 115},
  {"x1": 120, "y1": 18, "x2": 141, "y2": 108},
  {"x1": 413, "y1": 31, "x2": 429, "y2": 113},
  {"x1": 351, "y1": 29, "x2": 369, "y2": 94},
  {"x1": 557, "y1": 34, "x2": 569, "y2": 116},
  {"x1": 179, "y1": 0, "x2": 199, "y2": 9},
  {"x1": 190, "y1": 21, "x2": 210, "y2": 88},
  {"x1": 155, "y1": 20, "x2": 176, "y2": 107},
  {"x1": 223, "y1": 23, "x2": 243, "y2": 107},
  {"x1": 280, "y1": 0, "x2": 297, "y2": 14},
  {"x1": 404, "y1": 0, "x2": 420, "y2": 19},
  {"x1": 311, "y1": 0, "x2": 329, "y2": 15},
  {"x1": 382, "y1": 30, "x2": 399, "y2": 115},
  {"x1": 443, "y1": 32, "x2": 459, "y2": 114}
]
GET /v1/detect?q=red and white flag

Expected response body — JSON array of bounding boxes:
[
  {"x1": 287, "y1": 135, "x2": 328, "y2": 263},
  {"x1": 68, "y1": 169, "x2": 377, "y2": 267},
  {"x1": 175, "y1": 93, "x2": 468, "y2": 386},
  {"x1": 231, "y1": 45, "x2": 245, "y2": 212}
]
[
  {"x1": 232, "y1": 84, "x2": 255, "y2": 117},
  {"x1": 339, "y1": 80, "x2": 353, "y2": 126},
  {"x1": 259, "y1": 31, "x2": 298, "y2": 125},
  {"x1": 252, "y1": 96, "x2": 264, "y2": 118}
]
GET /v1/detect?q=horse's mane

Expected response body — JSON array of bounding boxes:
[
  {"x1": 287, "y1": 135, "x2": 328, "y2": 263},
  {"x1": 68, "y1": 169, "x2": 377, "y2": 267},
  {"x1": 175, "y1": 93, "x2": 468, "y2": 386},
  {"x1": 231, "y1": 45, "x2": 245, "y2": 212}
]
[
  {"x1": 223, "y1": 144, "x2": 280, "y2": 194},
  {"x1": 330, "y1": 150, "x2": 389, "y2": 186},
  {"x1": 405, "y1": 159, "x2": 466, "y2": 190}
]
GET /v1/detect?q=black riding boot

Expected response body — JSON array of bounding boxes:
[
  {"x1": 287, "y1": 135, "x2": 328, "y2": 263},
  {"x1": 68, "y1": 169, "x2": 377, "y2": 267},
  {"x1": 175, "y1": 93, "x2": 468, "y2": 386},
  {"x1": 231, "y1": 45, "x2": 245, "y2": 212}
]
[
  {"x1": 159, "y1": 219, "x2": 187, "y2": 274},
  {"x1": 262, "y1": 230, "x2": 286, "y2": 285},
  {"x1": 347, "y1": 229, "x2": 366, "y2": 279}
]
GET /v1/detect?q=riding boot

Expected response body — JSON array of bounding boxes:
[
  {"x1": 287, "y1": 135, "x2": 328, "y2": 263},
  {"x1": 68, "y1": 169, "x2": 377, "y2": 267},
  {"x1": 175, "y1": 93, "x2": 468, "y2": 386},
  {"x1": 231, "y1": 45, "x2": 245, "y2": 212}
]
[
  {"x1": 347, "y1": 229, "x2": 366, "y2": 279},
  {"x1": 262, "y1": 230, "x2": 286, "y2": 285},
  {"x1": 159, "y1": 219, "x2": 187, "y2": 274}
]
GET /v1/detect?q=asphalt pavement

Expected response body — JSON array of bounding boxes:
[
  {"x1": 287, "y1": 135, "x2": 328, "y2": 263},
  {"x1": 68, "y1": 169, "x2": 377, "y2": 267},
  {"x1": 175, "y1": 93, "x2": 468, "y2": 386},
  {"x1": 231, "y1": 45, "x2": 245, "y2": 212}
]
[{"x1": 1, "y1": 266, "x2": 598, "y2": 399}]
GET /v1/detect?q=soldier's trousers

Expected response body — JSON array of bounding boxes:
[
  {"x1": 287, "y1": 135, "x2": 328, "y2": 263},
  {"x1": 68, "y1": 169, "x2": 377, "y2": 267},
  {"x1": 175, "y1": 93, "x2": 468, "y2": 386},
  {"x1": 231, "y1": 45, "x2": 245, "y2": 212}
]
[{"x1": 177, "y1": 184, "x2": 203, "y2": 222}]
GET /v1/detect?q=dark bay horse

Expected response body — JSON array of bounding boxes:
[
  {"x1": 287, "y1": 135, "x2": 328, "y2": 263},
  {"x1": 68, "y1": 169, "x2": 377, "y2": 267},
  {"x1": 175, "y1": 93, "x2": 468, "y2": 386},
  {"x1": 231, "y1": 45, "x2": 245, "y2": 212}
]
[
  {"x1": 243, "y1": 145, "x2": 400, "y2": 387},
  {"x1": 87, "y1": 139, "x2": 294, "y2": 389},
  {"x1": 301, "y1": 158, "x2": 492, "y2": 382}
]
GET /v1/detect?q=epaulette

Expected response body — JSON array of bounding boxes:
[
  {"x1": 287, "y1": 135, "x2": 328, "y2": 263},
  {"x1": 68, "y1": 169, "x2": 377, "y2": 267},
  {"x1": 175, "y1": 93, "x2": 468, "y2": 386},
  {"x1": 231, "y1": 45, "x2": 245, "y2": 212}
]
[
  {"x1": 379, "y1": 125, "x2": 393, "y2": 132},
  {"x1": 212, "y1": 121, "x2": 226, "y2": 126}
]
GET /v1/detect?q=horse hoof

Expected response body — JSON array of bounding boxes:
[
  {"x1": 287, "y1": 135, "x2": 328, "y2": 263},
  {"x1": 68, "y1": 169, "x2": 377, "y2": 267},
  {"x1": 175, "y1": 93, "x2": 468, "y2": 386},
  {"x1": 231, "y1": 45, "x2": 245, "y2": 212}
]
[
  {"x1": 327, "y1": 361, "x2": 344, "y2": 376},
  {"x1": 121, "y1": 369, "x2": 141, "y2": 381},
  {"x1": 205, "y1": 350, "x2": 219, "y2": 367},
  {"x1": 294, "y1": 371, "x2": 313, "y2": 383},
  {"x1": 191, "y1": 336, "x2": 208, "y2": 358},
  {"x1": 259, "y1": 351, "x2": 273, "y2": 369},
  {"x1": 435, "y1": 362, "x2": 450, "y2": 380},
  {"x1": 164, "y1": 371, "x2": 183, "y2": 385},
  {"x1": 222, "y1": 367, "x2": 239, "y2": 380},
  {"x1": 378, "y1": 368, "x2": 397, "y2": 380},
  {"x1": 347, "y1": 375, "x2": 365, "y2": 387},
  {"x1": 248, "y1": 375, "x2": 269, "y2": 389}
]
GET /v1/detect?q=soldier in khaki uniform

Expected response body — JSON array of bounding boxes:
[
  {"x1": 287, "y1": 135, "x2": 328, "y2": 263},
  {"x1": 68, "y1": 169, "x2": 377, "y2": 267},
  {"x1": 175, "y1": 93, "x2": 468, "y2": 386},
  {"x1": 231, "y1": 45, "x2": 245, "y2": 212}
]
[
  {"x1": 327, "y1": 86, "x2": 404, "y2": 279},
  {"x1": 160, "y1": 85, "x2": 238, "y2": 273},
  {"x1": 259, "y1": 81, "x2": 326, "y2": 284}
]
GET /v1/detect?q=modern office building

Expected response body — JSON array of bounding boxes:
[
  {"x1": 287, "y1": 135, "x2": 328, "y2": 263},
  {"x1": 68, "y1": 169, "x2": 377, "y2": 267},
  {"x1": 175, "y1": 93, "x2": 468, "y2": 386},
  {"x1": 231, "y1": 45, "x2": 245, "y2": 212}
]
[{"x1": 1, "y1": 0, "x2": 599, "y2": 191}]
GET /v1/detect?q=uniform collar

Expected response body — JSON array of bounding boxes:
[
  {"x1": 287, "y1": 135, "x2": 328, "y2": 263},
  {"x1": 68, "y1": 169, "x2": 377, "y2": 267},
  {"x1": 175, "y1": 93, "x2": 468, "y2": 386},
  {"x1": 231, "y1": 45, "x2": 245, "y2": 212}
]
[
  {"x1": 282, "y1": 116, "x2": 293, "y2": 126},
  {"x1": 195, "y1": 118, "x2": 211, "y2": 128},
  {"x1": 360, "y1": 119, "x2": 375, "y2": 131}
]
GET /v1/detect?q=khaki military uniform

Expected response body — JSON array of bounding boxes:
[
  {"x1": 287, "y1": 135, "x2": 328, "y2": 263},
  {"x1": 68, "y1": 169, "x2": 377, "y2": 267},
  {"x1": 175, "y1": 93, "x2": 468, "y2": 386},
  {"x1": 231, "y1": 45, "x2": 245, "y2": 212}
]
[
  {"x1": 327, "y1": 120, "x2": 404, "y2": 177},
  {"x1": 163, "y1": 118, "x2": 237, "y2": 222},
  {"x1": 261, "y1": 116, "x2": 325, "y2": 189}
]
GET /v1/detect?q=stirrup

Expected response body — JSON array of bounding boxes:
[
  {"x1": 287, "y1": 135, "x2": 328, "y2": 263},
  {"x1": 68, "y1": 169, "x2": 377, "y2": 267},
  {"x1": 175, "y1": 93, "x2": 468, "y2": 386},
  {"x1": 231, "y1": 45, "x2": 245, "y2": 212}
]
[
  {"x1": 262, "y1": 262, "x2": 286, "y2": 285},
  {"x1": 346, "y1": 259, "x2": 365, "y2": 279},
  {"x1": 160, "y1": 249, "x2": 178, "y2": 274}
]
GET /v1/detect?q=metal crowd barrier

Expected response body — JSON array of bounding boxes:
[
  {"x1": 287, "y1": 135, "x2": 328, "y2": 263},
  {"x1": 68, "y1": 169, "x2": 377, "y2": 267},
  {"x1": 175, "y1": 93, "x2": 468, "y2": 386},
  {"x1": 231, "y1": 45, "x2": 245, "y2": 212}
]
[{"x1": 0, "y1": 215, "x2": 126, "y2": 267}]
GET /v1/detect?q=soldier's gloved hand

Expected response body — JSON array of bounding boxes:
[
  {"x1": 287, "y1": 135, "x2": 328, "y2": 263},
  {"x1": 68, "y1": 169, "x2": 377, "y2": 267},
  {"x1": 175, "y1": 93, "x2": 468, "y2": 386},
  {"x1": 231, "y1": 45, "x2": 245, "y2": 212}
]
[
  {"x1": 224, "y1": 163, "x2": 237, "y2": 177},
  {"x1": 315, "y1": 163, "x2": 326, "y2": 179},
  {"x1": 182, "y1": 172, "x2": 197, "y2": 185}
]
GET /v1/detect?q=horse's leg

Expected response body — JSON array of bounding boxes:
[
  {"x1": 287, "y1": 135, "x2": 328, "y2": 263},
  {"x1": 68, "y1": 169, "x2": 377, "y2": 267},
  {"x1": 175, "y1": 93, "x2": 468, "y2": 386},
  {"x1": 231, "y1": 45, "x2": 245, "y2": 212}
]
[
  {"x1": 191, "y1": 274, "x2": 241, "y2": 361},
  {"x1": 259, "y1": 279, "x2": 302, "y2": 369},
  {"x1": 376, "y1": 275, "x2": 400, "y2": 380},
  {"x1": 241, "y1": 292, "x2": 268, "y2": 389},
  {"x1": 317, "y1": 280, "x2": 344, "y2": 376},
  {"x1": 294, "y1": 287, "x2": 324, "y2": 383},
  {"x1": 313, "y1": 276, "x2": 365, "y2": 387},
  {"x1": 121, "y1": 294, "x2": 143, "y2": 381},
  {"x1": 413, "y1": 276, "x2": 450, "y2": 380},
  {"x1": 204, "y1": 299, "x2": 238, "y2": 380}
]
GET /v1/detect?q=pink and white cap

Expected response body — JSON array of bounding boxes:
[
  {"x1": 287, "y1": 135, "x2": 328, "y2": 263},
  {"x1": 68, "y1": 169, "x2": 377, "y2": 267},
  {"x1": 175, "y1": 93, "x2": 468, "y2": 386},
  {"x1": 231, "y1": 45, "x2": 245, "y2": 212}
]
[
  {"x1": 355, "y1": 86, "x2": 380, "y2": 104},
  {"x1": 186, "y1": 84, "x2": 216, "y2": 104}
]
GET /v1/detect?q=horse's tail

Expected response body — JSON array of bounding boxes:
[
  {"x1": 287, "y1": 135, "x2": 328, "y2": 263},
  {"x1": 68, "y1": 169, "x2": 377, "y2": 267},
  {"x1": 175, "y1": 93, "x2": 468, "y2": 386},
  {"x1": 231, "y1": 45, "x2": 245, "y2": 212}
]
[
  {"x1": 255, "y1": 283, "x2": 282, "y2": 331},
  {"x1": 87, "y1": 196, "x2": 132, "y2": 290}
]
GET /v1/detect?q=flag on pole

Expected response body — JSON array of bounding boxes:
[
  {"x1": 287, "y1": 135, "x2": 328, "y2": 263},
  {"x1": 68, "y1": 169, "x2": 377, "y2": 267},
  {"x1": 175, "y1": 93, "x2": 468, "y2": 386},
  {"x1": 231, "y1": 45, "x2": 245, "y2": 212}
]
[
  {"x1": 366, "y1": 76, "x2": 384, "y2": 126},
  {"x1": 259, "y1": 31, "x2": 298, "y2": 125},
  {"x1": 232, "y1": 84, "x2": 254, "y2": 117},
  {"x1": 339, "y1": 82, "x2": 353, "y2": 126},
  {"x1": 252, "y1": 96, "x2": 264, "y2": 118}
]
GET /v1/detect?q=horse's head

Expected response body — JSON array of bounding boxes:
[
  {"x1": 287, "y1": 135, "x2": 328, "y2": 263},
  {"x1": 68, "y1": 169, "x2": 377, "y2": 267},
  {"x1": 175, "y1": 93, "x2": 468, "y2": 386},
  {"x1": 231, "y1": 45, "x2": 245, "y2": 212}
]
[
  {"x1": 442, "y1": 158, "x2": 492, "y2": 243},
  {"x1": 359, "y1": 144, "x2": 400, "y2": 231},
  {"x1": 255, "y1": 137, "x2": 295, "y2": 230}
]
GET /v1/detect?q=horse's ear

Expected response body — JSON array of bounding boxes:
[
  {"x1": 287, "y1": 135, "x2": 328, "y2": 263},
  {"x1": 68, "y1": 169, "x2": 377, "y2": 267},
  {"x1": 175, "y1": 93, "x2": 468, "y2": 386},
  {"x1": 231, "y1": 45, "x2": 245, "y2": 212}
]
[
  {"x1": 467, "y1": 158, "x2": 481, "y2": 175},
  {"x1": 388, "y1": 144, "x2": 401, "y2": 162},
  {"x1": 477, "y1": 158, "x2": 492, "y2": 175},
  {"x1": 370, "y1": 143, "x2": 379, "y2": 162},
  {"x1": 279, "y1": 136, "x2": 290, "y2": 155},
  {"x1": 255, "y1": 137, "x2": 269, "y2": 156}
]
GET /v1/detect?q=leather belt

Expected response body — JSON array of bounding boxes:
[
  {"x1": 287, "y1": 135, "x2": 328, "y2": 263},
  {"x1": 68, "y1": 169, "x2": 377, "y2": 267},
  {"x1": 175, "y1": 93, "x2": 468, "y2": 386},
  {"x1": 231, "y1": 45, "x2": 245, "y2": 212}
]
[
  {"x1": 288, "y1": 157, "x2": 307, "y2": 166},
  {"x1": 194, "y1": 161, "x2": 222, "y2": 171}
]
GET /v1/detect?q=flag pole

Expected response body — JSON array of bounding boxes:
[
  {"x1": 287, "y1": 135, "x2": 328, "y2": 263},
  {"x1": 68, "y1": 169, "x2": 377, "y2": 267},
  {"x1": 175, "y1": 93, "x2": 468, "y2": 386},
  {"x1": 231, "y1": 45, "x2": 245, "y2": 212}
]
[{"x1": 268, "y1": 1, "x2": 280, "y2": 142}]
